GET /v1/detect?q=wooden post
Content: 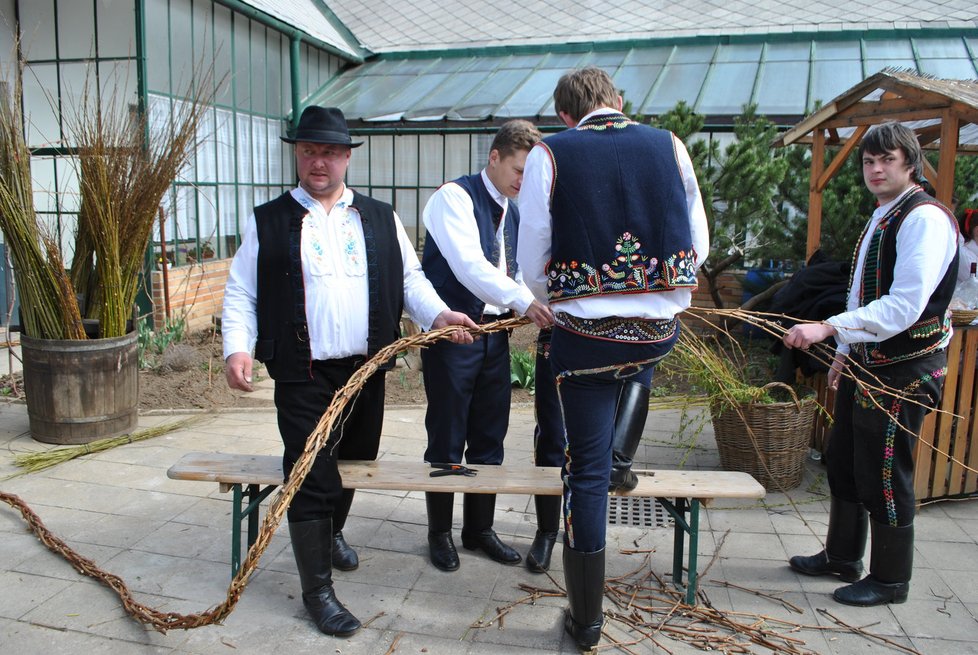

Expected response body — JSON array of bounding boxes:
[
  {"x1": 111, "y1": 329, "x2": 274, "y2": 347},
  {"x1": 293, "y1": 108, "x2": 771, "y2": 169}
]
[
  {"x1": 935, "y1": 112, "x2": 959, "y2": 206},
  {"x1": 806, "y1": 129, "x2": 825, "y2": 259}
]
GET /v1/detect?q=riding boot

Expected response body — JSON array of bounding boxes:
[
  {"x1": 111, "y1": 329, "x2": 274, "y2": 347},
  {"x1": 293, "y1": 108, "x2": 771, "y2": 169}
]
[
  {"x1": 461, "y1": 493, "x2": 522, "y2": 564},
  {"x1": 609, "y1": 381, "x2": 650, "y2": 492},
  {"x1": 526, "y1": 495, "x2": 561, "y2": 573},
  {"x1": 331, "y1": 489, "x2": 359, "y2": 571},
  {"x1": 563, "y1": 542, "x2": 605, "y2": 650},
  {"x1": 426, "y1": 492, "x2": 459, "y2": 571},
  {"x1": 288, "y1": 518, "x2": 361, "y2": 637},
  {"x1": 789, "y1": 496, "x2": 867, "y2": 582},
  {"x1": 834, "y1": 522, "x2": 913, "y2": 606}
]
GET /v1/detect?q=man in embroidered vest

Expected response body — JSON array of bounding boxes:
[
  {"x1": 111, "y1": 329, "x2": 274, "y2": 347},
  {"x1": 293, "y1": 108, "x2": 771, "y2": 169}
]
[
  {"x1": 222, "y1": 106, "x2": 477, "y2": 638},
  {"x1": 517, "y1": 67, "x2": 709, "y2": 650},
  {"x1": 420, "y1": 120, "x2": 554, "y2": 573},
  {"x1": 783, "y1": 121, "x2": 958, "y2": 607}
]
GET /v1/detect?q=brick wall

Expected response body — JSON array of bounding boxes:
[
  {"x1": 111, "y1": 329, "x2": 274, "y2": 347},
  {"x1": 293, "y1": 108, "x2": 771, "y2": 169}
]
[{"x1": 150, "y1": 259, "x2": 231, "y2": 331}]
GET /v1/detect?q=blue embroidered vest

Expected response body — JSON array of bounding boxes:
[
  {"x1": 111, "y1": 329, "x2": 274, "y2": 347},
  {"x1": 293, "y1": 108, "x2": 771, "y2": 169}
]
[
  {"x1": 851, "y1": 186, "x2": 958, "y2": 367},
  {"x1": 541, "y1": 113, "x2": 697, "y2": 303},
  {"x1": 421, "y1": 174, "x2": 519, "y2": 321},
  {"x1": 253, "y1": 191, "x2": 404, "y2": 381}
]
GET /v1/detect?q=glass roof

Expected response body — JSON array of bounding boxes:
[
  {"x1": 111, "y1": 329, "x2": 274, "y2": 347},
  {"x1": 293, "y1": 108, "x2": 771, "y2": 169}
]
[{"x1": 306, "y1": 35, "x2": 978, "y2": 124}]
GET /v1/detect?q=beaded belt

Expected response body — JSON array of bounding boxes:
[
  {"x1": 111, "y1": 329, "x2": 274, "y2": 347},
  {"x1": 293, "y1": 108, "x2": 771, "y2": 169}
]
[{"x1": 553, "y1": 312, "x2": 678, "y2": 343}]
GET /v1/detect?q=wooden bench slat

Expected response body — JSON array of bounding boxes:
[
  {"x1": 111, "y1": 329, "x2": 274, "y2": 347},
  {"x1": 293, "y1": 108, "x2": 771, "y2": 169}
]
[{"x1": 167, "y1": 452, "x2": 765, "y2": 499}]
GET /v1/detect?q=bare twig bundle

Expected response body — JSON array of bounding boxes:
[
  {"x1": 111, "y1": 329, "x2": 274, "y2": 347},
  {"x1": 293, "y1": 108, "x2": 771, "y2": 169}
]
[
  {"x1": 0, "y1": 61, "x2": 85, "y2": 340},
  {"x1": 65, "y1": 70, "x2": 214, "y2": 337},
  {"x1": 11, "y1": 416, "x2": 204, "y2": 475}
]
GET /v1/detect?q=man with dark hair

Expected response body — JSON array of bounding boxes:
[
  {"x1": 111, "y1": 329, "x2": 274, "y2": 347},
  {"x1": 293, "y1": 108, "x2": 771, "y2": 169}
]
[
  {"x1": 222, "y1": 106, "x2": 477, "y2": 637},
  {"x1": 518, "y1": 67, "x2": 708, "y2": 650},
  {"x1": 420, "y1": 119, "x2": 553, "y2": 572},
  {"x1": 783, "y1": 121, "x2": 958, "y2": 607}
]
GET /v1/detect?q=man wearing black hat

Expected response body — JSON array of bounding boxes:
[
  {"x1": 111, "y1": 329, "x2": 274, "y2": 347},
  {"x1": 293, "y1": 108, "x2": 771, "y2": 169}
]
[{"x1": 222, "y1": 106, "x2": 477, "y2": 638}]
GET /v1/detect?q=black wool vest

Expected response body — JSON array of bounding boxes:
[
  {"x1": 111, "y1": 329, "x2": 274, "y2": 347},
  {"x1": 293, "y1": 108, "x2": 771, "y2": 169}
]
[{"x1": 253, "y1": 191, "x2": 404, "y2": 381}]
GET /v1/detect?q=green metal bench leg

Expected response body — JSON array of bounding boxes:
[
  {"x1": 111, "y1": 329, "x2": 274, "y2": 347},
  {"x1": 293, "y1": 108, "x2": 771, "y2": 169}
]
[
  {"x1": 230, "y1": 482, "x2": 278, "y2": 578},
  {"x1": 658, "y1": 496, "x2": 700, "y2": 604}
]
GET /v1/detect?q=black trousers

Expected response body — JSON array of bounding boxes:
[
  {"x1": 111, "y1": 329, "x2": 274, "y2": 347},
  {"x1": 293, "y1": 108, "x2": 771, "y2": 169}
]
[
  {"x1": 534, "y1": 328, "x2": 565, "y2": 468},
  {"x1": 421, "y1": 330, "x2": 510, "y2": 465},
  {"x1": 826, "y1": 349, "x2": 947, "y2": 527},
  {"x1": 275, "y1": 358, "x2": 386, "y2": 523}
]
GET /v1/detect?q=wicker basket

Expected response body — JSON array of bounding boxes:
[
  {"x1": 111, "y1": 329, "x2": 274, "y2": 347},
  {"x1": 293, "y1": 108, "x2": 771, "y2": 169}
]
[
  {"x1": 709, "y1": 382, "x2": 816, "y2": 491},
  {"x1": 951, "y1": 308, "x2": 978, "y2": 326}
]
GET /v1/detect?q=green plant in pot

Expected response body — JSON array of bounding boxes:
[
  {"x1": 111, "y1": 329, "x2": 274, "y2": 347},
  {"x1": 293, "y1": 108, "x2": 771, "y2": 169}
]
[{"x1": 0, "y1": 67, "x2": 210, "y2": 444}]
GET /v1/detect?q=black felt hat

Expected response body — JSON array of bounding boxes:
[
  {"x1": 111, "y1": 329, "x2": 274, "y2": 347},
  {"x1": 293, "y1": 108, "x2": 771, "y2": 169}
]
[{"x1": 281, "y1": 106, "x2": 363, "y2": 147}]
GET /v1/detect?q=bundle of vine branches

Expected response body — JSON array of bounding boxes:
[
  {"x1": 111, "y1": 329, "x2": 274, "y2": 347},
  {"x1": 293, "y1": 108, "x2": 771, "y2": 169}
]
[
  {"x1": 0, "y1": 66, "x2": 85, "y2": 339},
  {"x1": 65, "y1": 72, "x2": 212, "y2": 338}
]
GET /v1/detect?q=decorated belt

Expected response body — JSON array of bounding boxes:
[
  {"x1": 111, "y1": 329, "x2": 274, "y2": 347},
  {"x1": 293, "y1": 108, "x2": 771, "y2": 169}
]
[{"x1": 553, "y1": 313, "x2": 678, "y2": 343}]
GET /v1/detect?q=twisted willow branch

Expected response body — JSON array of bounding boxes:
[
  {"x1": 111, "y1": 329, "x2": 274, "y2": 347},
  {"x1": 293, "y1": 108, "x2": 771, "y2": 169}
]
[{"x1": 0, "y1": 317, "x2": 527, "y2": 632}]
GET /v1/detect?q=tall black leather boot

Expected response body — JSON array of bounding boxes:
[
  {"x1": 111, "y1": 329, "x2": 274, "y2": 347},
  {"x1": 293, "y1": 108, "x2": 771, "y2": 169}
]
[
  {"x1": 331, "y1": 489, "x2": 359, "y2": 571},
  {"x1": 609, "y1": 381, "x2": 650, "y2": 492},
  {"x1": 426, "y1": 491, "x2": 459, "y2": 571},
  {"x1": 834, "y1": 522, "x2": 913, "y2": 606},
  {"x1": 526, "y1": 495, "x2": 561, "y2": 573},
  {"x1": 789, "y1": 496, "x2": 868, "y2": 582},
  {"x1": 288, "y1": 518, "x2": 361, "y2": 637},
  {"x1": 563, "y1": 543, "x2": 605, "y2": 650},
  {"x1": 461, "y1": 493, "x2": 522, "y2": 565}
]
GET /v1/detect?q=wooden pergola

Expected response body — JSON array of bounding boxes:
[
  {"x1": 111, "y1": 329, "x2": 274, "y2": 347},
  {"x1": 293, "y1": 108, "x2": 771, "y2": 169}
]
[{"x1": 773, "y1": 69, "x2": 978, "y2": 259}]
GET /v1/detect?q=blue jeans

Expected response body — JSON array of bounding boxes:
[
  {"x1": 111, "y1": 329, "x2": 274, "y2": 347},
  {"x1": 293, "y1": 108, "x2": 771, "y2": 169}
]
[{"x1": 548, "y1": 325, "x2": 679, "y2": 551}]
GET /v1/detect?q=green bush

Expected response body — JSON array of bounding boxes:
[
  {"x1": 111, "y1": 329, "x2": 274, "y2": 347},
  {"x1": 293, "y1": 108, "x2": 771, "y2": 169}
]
[{"x1": 510, "y1": 348, "x2": 535, "y2": 394}]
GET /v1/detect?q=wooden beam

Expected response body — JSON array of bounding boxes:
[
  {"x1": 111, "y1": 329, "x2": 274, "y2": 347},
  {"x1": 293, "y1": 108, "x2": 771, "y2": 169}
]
[
  {"x1": 922, "y1": 158, "x2": 939, "y2": 189},
  {"x1": 807, "y1": 129, "x2": 825, "y2": 259},
  {"x1": 833, "y1": 98, "x2": 950, "y2": 122},
  {"x1": 936, "y1": 111, "x2": 959, "y2": 206},
  {"x1": 822, "y1": 106, "x2": 945, "y2": 130},
  {"x1": 816, "y1": 125, "x2": 868, "y2": 192}
]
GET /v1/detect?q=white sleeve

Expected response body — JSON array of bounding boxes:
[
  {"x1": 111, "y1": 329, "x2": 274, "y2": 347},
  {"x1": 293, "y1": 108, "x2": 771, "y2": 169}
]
[
  {"x1": 221, "y1": 213, "x2": 259, "y2": 359},
  {"x1": 673, "y1": 135, "x2": 710, "y2": 267},
  {"x1": 423, "y1": 182, "x2": 534, "y2": 313},
  {"x1": 516, "y1": 143, "x2": 554, "y2": 305},
  {"x1": 398, "y1": 213, "x2": 449, "y2": 330}
]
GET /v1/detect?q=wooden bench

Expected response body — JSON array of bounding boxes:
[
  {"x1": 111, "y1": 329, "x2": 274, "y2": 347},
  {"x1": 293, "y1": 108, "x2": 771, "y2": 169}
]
[{"x1": 167, "y1": 452, "x2": 765, "y2": 603}]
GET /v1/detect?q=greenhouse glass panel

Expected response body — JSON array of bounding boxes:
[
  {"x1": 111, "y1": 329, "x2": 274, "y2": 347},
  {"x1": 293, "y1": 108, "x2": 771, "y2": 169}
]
[
  {"x1": 145, "y1": 0, "x2": 169, "y2": 93},
  {"x1": 405, "y1": 71, "x2": 486, "y2": 120},
  {"x1": 453, "y1": 69, "x2": 530, "y2": 120},
  {"x1": 219, "y1": 185, "x2": 237, "y2": 256},
  {"x1": 623, "y1": 47, "x2": 672, "y2": 66},
  {"x1": 347, "y1": 143, "x2": 369, "y2": 186},
  {"x1": 542, "y1": 52, "x2": 587, "y2": 69},
  {"x1": 500, "y1": 54, "x2": 545, "y2": 70},
  {"x1": 237, "y1": 186, "x2": 254, "y2": 223},
  {"x1": 864, "y1": 39, "x2": 914, "y2": 60},
  {"x1": 216, "y1": 109, "x2": 234, "y2": 182},
  {"x1": 581, "y1": 50, "x2": 628, "y2": 68},
  {"x1": 671, "y1": 45, "x2": 717, "y2": 64},
  {"x1": 754, "y1": 61, "x2": 808, "y2": 115},
  {"x1": 459, "y1": 56, "x2": 503, "y2": 73},
  {"x1": 196, "y1": 109, "x2": 217, "y2": 183},
  {"x1": 811, "y1": 59, "x2": 862, "y2": 105},
  {"x1": 372, "y1": 188, "x2": 392, "y2": 205},
  {"x1": 57, "y1": 0, "x2": 95, "y2": 59},
  {"x1": 213, "y1": 10, "x2": 233, "y2": 106},
  {"x1": 715, "y1": 43, "x2": 762, "y2": 63},
  {"x1": 30, "y1": 157, "x2": 57, "y2": 213},
  {"x1": 370, "y1": 135, "x2": 394, "y2": 187},
  {"x1": 175, "y1": 185, "x2": 197, "y2": 246},
  {"x1": 98, "y1": 60, "x2": 138, "y2": 123},
  {"x1": 395, "y1": 135, "x2": 418, "y2": 187},
  {"x1": 96, "y1": 0, "x2": 136, "y2": 58},
  {"x1": 249, "y1": 24, "x2": 267, "y2": 115},
  {"x1": 233, "y1": 15, "x2": 250, "y2": 107},
  {"x1": 426, "y1": 57, "x2": 471, "y2": 74},
  {"x1": 614, "y1": 65, "x2": 662, "y2": 111},
  {"x1": 764, "y1": 42, "x2": 811, "y2": 62},
  {"x1": 18, "y1": 0, "x2": 56, "y2": 60},
  {"x1": 267, "y1": 34, "x2": 283, "y2": 115},
  {"x1": 418, "y1": 135, "x2": 446, "y2": 188},
  {"x1": 914, "y1": 38, "x2": 968, "y2": 59},
  {"x1": 365, "y1": 73, "x2": 450, "y2": 121},
  {"x1": 396, "y1": 188, "x2": 419, "y2": 241},
  {"x1": 642, "y1": 63, "x2": 709, "y2": 114},
  {"x1": 340, "y1": 75, "x2": 421, "y2": 118},
  {"x1": 170, "y1": 0, "x2": 194, "y2": 84},
  {"x1": 697, "y1": 62, "x2": 757, "y2": 114},
  {"x1": 236, "y1": 117, "x2": 252, "y2": 183},
  {"x1": 444, "y1": 134, "x2": 471, "y2": 181},
  {"x1": 198, "y1": 185, "x2": 218, "y2": 248},
  {"x1": 918, "y1": 58, "x2": 977, "y2": 79},
  {"x1": 814, "y1": 41, "x2": 860, "y2": 60},
  {"x1": 497, "y1": 68, "x2": 565, "y2": 117},
  {"x1": 251, "y1": 116, "x2": 269, "y2": 183}
]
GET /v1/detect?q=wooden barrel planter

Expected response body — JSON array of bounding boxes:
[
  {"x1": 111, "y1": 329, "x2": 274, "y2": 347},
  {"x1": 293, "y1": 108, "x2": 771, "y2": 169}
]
[{"x1": 20, "y1": 331, "x2": 139, "y2": 444}]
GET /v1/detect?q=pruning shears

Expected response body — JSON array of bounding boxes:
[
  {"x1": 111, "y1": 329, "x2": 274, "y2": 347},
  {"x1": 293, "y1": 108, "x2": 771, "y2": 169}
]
[{"x1": 429, "y1": 463, "x2": 478, "y2": 477}]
